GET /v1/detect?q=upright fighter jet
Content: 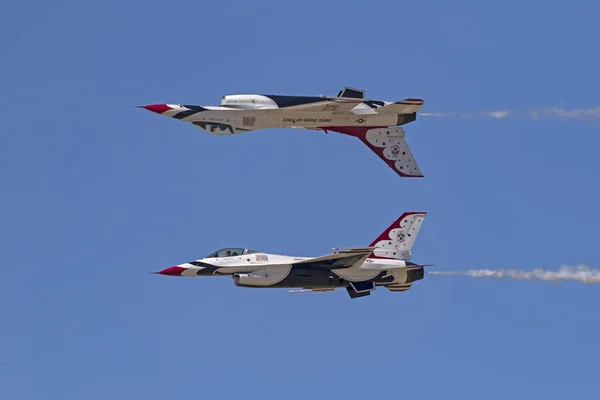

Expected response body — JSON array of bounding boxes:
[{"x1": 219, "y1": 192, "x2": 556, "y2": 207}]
[
  {"x1": 140, "y1": 87, "x2": 425, "y2": 178},
  {"x1": 154, "y1": 211, "x2": 430, "y2": 299}
]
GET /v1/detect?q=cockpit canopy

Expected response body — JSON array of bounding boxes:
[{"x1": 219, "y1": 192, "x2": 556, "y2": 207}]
[{"x1": 204, "y1": 248, "x2": 261, "y2": 258}]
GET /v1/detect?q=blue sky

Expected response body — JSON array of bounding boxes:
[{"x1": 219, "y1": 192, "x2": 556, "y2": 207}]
[{"x1": 1, "y1": 0, "x2": 599, "y2": 398}]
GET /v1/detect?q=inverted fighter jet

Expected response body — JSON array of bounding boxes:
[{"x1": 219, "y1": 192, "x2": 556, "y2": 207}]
[
  {"x1": 140, "y1": 87, "x2": 425, "y2": 178},
  {"x1": 155, "y1": 211, "x2": 430, "y2": 299}
]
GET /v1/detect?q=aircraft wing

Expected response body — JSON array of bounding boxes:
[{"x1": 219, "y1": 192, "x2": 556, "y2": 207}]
[
  {"x1": 290, "y1": 247, "x2": 375, "y2": 270},
  {"x1": 281, "y1": 98, "x2": 364, "y2": 113},
  {"x1": 219, "y1": 248, "x2": 375, "y2": 275}
]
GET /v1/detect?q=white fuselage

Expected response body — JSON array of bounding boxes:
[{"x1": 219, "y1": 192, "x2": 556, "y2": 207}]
[
  {"x1": 178, "y1": 251, "x2": 409, "y2": 283},
  {"x1": 162, "y1": 106, "x2": 400, "y2": 134}
]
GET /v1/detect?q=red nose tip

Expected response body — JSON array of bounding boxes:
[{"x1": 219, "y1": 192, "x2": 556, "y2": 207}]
[
  {"x1": 156, "y1": 266, "x2": 187, "y2": 276},
  {"x1": 140, "y1": 104, "x2": 173, "y2": 114}
]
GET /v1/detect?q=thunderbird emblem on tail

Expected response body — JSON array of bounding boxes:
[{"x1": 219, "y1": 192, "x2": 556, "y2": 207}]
[{"x1": 139, "y1": 86, "x2": 425, "y2": 178}]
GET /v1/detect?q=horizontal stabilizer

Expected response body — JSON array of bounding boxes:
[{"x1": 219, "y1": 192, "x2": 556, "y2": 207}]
[
  {"x1": 332, "y1": 246, "x2": 377, "y2": 253},
  {"x1": 375, "y1": 99, "x2": 424, "y2": 114},
  {"x1": 377, "y1": 264, "x2": 433, "y2": 272},
  {"x1": 405, "y1": 264, "x2": 433, "y2": 271}
]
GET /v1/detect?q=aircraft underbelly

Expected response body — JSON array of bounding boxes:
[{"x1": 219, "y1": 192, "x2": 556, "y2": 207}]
[
  {"x1": 258, "y1": 111, "x2": 398, "y2": 129},
  {"x1": 184, "y1": 110, "x2": 398, "y2": 131},
  {"x1": 267, "y1": 268, "x2": 393, "y2": 289},
  {"x1": 332, "y1": 268, "x2": 381, "y2": 281}
]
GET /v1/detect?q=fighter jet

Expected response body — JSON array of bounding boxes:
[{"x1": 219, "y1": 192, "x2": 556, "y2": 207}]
[
  {"x1": 154, "y1": 211, "x2": 430, "y2": 299},
  {"x1": 140, "y1": 87, "x2": 425, "y2": 178}
]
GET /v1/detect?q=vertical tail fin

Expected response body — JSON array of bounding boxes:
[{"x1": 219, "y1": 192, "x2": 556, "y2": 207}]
[{"x1": 369, "y1": 212, "x2": 427, "y2": 260}]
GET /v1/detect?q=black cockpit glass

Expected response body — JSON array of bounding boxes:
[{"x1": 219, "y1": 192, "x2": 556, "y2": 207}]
[{"x1": 205, "y1": 248, "x2": 246, "y2": 258}]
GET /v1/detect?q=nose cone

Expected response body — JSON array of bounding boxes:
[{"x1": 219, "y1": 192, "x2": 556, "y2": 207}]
[
  {"x1": 139, "y1": 104, "x2": 173, "y2": 114},
  {"x1": 155, "y1": 266, "x2": 187, "y2": 276}
]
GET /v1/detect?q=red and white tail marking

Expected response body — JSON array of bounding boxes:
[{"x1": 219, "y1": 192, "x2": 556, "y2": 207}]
[
  {"x1": 363, "y1": 127, "x2": 422, "y2": 177},
  {"x1": 369, "y1": 212, "x2": 427, "y2": 260},
  {"x1": 325, "y1": 126, "x2": 423, "y2": 178}
]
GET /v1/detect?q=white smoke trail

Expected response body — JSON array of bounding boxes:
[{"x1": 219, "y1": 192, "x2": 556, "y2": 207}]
[
  {"x1": 418, "y1": 111, "x2": 511, "y2": 119},
  {"x1": 419, "y1": 107, "x2": 600, "y2": 121},
  {"x1": 428, "y1": 265, "x2": 600, "y2": 284}
]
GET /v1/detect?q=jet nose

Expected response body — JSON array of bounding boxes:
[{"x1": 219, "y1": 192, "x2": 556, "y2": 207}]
[
  {"x1": 155, "y1": 266, "x2": 188, "y2": 276},
  {"x1": 139, "y1": 104, "x2": 174, "y2": 114}
]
